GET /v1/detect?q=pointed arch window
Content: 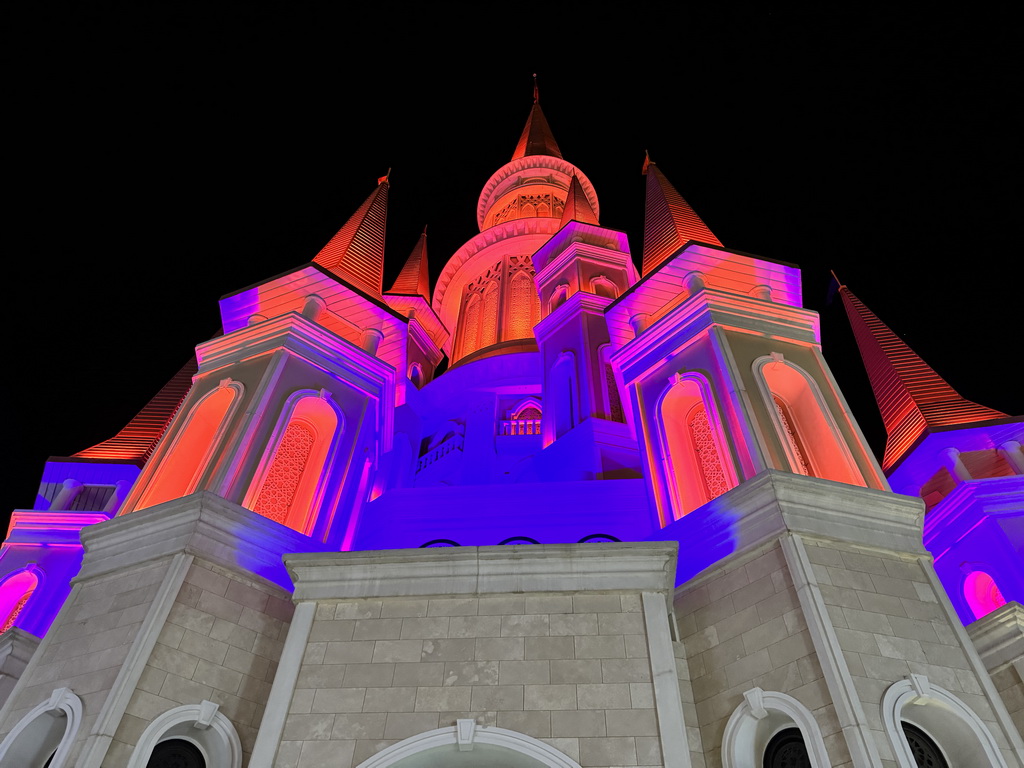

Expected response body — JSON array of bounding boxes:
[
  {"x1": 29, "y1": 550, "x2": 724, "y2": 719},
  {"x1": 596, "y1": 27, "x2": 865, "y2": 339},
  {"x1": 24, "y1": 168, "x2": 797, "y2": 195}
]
[
  {"x1": 598, "y1": 344, "x2": 624, "y2": 422},
  {"x1": 249, "y1": 392, "x2": 342, "y2": 535},
  {"x1": 134, "y1": 382, "x2": 242, "y2": 512},
  {"x1": 590, "y1": 275, "x2": 618, "y2": 300},
  {"x1": 658, "y1": 374, "x2": 737, "y2": 521},
  {"x1": 551, "y1": 352, "x2": 577, "y2": 440},
  {"x1": 502, "y1": 399, "x2": 542, "y2": 436},
  {"x1": 459, "y1": 293, "x2": 482, "y2": 360},
  {"x1": 963, "y1": 570, "x2": 1006, "y2": 620},
  {"x1": 756, "y1": 357, "x2": 865, "y2": 487},
  {"x1": 0, "y1": 568, "x2": 40, "y2": 633},
  {"x1": 480, "y1": 282, "x2": 499, "y2": 348}
]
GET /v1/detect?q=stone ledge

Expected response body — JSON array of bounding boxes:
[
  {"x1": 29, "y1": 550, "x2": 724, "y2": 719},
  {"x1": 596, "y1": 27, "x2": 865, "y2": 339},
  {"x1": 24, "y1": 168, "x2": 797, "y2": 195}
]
[
  {"x1": 77, "y1": 491, "x2": 325, "y2": 590},
  {"x1": 648, "y1": 469, "x2": 926, "y2": 586},
  {"x1": 967, "y1": 602, "x2": 1024, "y2": 672},
  {"x1": 285, "y1": 542, "x2": 678, "y2": 602}
]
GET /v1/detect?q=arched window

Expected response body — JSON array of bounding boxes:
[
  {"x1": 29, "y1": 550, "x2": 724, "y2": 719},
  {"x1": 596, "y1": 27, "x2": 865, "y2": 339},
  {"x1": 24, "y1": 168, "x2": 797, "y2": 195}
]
[
  {"x1": 548, "y1": 283, "x2": 569, "y2": 313},
  {"x1": 0, "y1": 568, "x2": 40, "y2": 633},
  {"x1": 551, "y1": 353, "x2": 576, "y2": 440},
  {"x1": 459, "y1": 293, "x2": 482, "y2": 359},
  {"x1": 590, "y1": 275, "x2": 618, "y2": 299},
  {"x1": 249, "y1": 392, "x2": 342, "y2": 535},
  {"x1": 756, "y1": 357, "x2": 865, "y2": 487},
  {"x1": 658, "y1": 374, "x2": 736, "y2": 521},
  {"x1": 126, "y1": 701, "x2": 241, "y2": 768},
  {"x1": 598, "y1": 344, "x2": 624, "y2": 422},
  {"x1": 723, "y1": 688, "x2": 830, "y2": 768},
  {"x1": 480, "y1": 282, "x2": 499, "y2": 348},
  {"x1": 136, "y1": 383, "x2": 241, "y2": 511},
  {"x1": 355, "y1": 721, "x2": 583, "y2": 768},
  {"x1": 504, "y1": 399, "x2": 542, "y2": 436},
  {"x1": 882, "y1": 675, "x2": 1009, "y2": 768},
  {"x1": 0, "y1": 687, "x2": 83, "y2": 768},
  {"x1": 408, "y1": 362, "x2": 425, "y2": 389},
  {"x1": 963, "y1": 570, "x2": 1007, "y2": 620}
]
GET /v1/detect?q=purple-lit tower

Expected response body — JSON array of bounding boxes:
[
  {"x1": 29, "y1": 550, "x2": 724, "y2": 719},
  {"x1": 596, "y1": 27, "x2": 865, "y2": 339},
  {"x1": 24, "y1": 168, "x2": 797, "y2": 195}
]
[{"x1": 1, "y1": 89, "x2": 1021, "y2": 768}]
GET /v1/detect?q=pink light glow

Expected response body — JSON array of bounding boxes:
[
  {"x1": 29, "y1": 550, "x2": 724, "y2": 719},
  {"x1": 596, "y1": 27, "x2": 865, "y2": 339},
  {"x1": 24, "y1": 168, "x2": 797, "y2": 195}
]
[
  {"x1": 964, "y1": 570, "x2": 1007, "y2": 620},
  {"x1": 0, "y1": 569, "x2": 39, "y2": 632}
]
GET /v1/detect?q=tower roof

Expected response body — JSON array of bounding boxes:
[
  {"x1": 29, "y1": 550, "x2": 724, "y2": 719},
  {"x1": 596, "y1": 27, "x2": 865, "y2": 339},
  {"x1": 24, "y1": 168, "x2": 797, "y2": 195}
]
[
  {"x1": 559, "y1": 173, "x2": 599, "y2": 227},
  {"x1": 510, "y1": 79, "x2": 562, "y2": 161},
  {"x1": 840, "y1": 284, "x2": 1007, "y2": 470},
  {"x1": 386, "y1": 227, "x2": 431, "y2": 302},
  {"x1": 641, "y1": 155, "x2": 721, "y2": 276},
  {"x1": 312, "y1": 176, "x2": 389, "y2": 297},
  {"x1": 72, "y1": 357, "x2": 197, "y2": 465}
]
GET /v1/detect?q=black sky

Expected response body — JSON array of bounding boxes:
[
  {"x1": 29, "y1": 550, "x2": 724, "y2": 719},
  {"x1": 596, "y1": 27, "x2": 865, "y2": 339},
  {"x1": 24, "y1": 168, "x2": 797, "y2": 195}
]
[{"x1": 4, "y1": 7, "x2": 1020, "y2": 523}]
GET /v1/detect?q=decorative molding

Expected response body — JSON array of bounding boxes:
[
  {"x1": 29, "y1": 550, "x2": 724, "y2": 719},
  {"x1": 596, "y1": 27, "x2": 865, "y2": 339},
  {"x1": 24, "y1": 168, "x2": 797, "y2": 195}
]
[
  {"x1": 722, "y1": 687, "x2": 832, "y2": 768},
  {"x1": 0, "y1": 686, "x2": 83, "y2": 768},
  {"x1": 642, "y1": 591, "x2": 692, "y2": 768},
  {"x1": 285, "y1": 541, "x2": 677, "y2": 602},
  {"x1": 354, "y1": 724, "x2": 584, "y2": 768},
  {"x1": 126, "y1": 700, "x2": 242, "y2": 768}
]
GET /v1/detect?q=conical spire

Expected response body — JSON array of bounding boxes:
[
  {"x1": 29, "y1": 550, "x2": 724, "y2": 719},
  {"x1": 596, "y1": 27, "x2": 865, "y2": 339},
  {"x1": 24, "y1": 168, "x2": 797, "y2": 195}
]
[
  {"x1": 840, "y1": 283, "x2": 1007, "y2": 470},
  {"x1": 559, "y1": 173, "x2": 599, "y2": 227},
  {"x1": 386, "y1": 226, "x2": 431, "y2": 302},
  {"x1": 313, "y1": 175, "x2": 389, "y2": 297},
  {"x1": 511, "y1": 75, "x2": 563, "y2": 161},
  {"x1": 641, "y1": 154, "x2": 721, "y2": 276}
]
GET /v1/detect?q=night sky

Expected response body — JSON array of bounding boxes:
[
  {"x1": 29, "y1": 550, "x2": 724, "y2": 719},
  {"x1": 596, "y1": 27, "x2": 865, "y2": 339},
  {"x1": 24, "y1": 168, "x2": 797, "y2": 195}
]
[{"x1": 4, "y1": 7, "x2": 1019, "y2": 526}]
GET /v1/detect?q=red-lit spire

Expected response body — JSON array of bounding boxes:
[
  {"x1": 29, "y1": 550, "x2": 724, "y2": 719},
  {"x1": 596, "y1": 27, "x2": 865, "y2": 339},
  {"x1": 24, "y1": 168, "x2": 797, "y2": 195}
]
[
  {"x1": 559, "y1": 173, "x2": 599, "y2": 227},
  {"x1": 313, "y1": 175, "x2": 389, "y2": 297},
  {"x1": 386, "y1": 226, "x2": 431, "y2": 302},
  {"x1": 511, "y1": 75, "x2": 563, "y2": 161},
  {"x1": 641, "y1": 154, "x2": 721, "y2": 276},
  {"x1": 840, "y1": 283, "x2": 1007, "y2": 470},
  {"x1": 72, "y1": 358, "x2": 197, "y2": 465}
]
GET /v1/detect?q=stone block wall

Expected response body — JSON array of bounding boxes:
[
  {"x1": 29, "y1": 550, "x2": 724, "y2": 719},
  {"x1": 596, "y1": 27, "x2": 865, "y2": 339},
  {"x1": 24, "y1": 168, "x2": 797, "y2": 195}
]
[
  {"x1": 105, "y1": 559, "x2": 293, "y2": 765},
  {"x1": 0, "y1": 557, "x2": 173, "y2": 765},
  {"x1": 674, "y1": 540, "x2": 844, "y2": 768},
  {"x1": 277, "y1": 591, "x2": 663, "y2": 768}
]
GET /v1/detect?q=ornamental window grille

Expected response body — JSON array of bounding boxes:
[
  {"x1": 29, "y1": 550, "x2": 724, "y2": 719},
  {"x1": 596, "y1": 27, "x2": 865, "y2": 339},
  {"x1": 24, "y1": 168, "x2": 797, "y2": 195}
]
[
  {"x1": 481, "y1": 284, "x2": 499, "y2": 347},
  {"x1": 901, "y1": 723, "x2": 948, "y2": 768},
  {"x1": 146, "y1": 739, "x2": 206, "y2": 768},
  {"x1": 1, "y1": 590, "x2": 33, "y2": 633},
  {"x1": 253, "y1": 422, "x2": 315, "y2": 523},
  {"x1": 508, "y1": 273, "x2": 537, "y2": 339},
  {"x1": 604, "y1": 361, "x2": 623, "y2": 422},
  {"x1": 762, "y1": 727, "x2": 811, "y2": 768},
  {"x1": 459, "y1": 294, "x2": 482, "y2": 359},
  {"x1": 773, "y1": 396, "x2": 811, "y2": 475},
  {"x1": 688, "y1": 406, "x2": 729, "y2": 499}
]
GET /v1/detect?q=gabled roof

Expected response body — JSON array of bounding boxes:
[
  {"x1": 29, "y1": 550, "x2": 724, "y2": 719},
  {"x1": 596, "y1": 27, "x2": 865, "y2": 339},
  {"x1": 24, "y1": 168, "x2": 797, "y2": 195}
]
[
  {"x1": 312, "y1": 177, "x2": 389, "y2": 297},
  {"x1": 560, "y1": 173, "x2": 599, "y2": 227},
  {"x1": 641, "y1": 155, "x2": 721, "y2": 276},
  {"x1": 386, "y1": 227, "x2": 431, "y2": 302},
  {"x1": 72, "y1": 358, "x2": 197, "y2": 465},
  {"x1": 510, "y1": 80, "x2": 562, "y2": 161},
  {"x1": 840, "y1": 285, "x2": 1007, "y2": 470}
]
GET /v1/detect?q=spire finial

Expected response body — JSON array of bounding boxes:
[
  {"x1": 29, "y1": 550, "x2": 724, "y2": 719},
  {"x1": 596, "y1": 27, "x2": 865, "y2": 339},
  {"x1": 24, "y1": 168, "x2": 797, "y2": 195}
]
[
  {"x1": 378, "y1": 169, "x2": 391, "y2": 185},
  {"x1": 532, "y1": 73, "x2": 539, "y2": 104}
]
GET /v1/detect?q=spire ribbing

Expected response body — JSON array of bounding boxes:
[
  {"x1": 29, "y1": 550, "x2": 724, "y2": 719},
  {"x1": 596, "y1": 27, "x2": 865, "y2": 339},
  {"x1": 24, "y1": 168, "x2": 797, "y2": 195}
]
[
  {"x1": 559, "y1": 173, "x2": 599, "y2": 227},
  {"x1": 641, "y1": 155, "x2": 721, "y2": 276},
  {"x1": 313, "y1": 178, "x2": 389, "y2": 297},
  {"x1": 840, "y1": 284, "x2": 1007, "y2": 470},
  {"x1": 386, "y1": 227, "x2": 431, "y2": 302}
]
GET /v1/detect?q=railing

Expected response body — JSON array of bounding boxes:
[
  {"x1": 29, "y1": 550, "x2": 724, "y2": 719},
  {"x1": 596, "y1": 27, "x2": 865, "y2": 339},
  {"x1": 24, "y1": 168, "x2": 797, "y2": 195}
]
[
  {"x1": 417, "y1": 434, "x2": 464, "y2": 472},
  {"x1": 500, "y1": 418, "x2": 541, "y2": 436}
]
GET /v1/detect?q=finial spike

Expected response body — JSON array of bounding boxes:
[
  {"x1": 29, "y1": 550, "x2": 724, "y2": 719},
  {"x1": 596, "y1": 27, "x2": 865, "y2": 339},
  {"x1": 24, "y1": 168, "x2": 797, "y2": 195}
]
[{"x1": 532, "y1": 73, "x2": 539, "y2": 104}]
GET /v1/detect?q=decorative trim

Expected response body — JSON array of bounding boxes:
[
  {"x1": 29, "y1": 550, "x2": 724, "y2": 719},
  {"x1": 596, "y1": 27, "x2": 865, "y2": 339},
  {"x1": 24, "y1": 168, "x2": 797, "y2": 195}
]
[
  {"x1": 75, "y1": 553, "x2": 194, "y2": 768},
  {"x1": 722, "y1": 687, "x2": 831, "y2": 768},
  {"x1": 0, "y1": 686, "x2": 83, "y2": 768},
  {"x1": 249, "y1": 600, "x2": 317, "y2": 768},
  {"x1": 882, "y1": 675, "x2": 1010, "y2": 768},
  {"x1": 780, "y1": 533, "x2": 880, "y2": 767},
  {"x1": 354, "y1": 724, "x2": 584, "y2": 768},
  {"x1": 126, "y1": 700, "x2": 241, "y2": 768},
  {"x1": 642, "y1": 591, "x2": 692, "y2": 768},
  {"x1": 285, "y1": 542, "x2": 677, "y2": 602}
]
